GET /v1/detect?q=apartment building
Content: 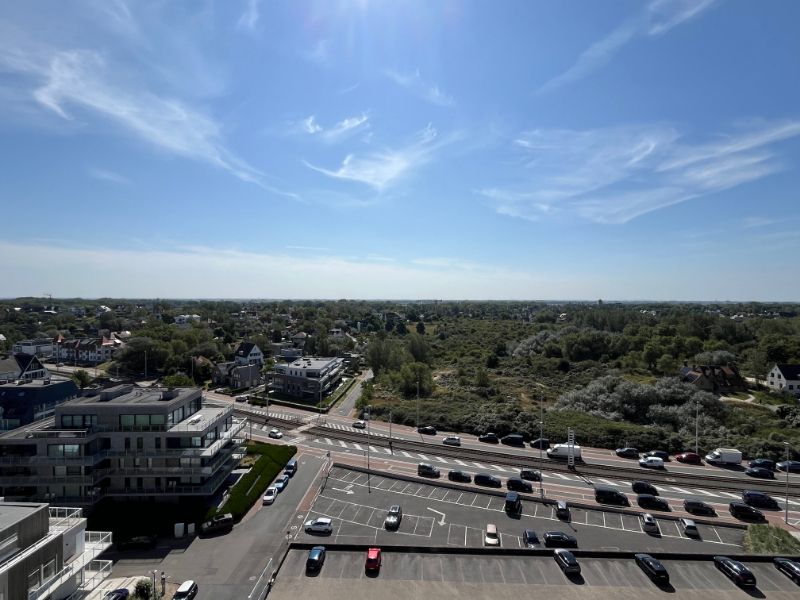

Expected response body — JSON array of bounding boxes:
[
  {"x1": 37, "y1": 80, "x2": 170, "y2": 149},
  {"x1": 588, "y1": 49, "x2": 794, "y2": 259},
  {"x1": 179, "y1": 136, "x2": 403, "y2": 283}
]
[
  {"x1": 0, "y1": 379, "x2": 80, "y2": 432},
  {"x1": 0, "y1": 386, "x2": 246, "y2": 509},
  {"x1": 270, "y1": 357, "x2": 344, "y2": 400},
  {"x1": 0, "y1": 502, "x2": 112, "y2": 600},
  {"x1": 10, "y1": 340, "x2": 54, "y2": 359}
]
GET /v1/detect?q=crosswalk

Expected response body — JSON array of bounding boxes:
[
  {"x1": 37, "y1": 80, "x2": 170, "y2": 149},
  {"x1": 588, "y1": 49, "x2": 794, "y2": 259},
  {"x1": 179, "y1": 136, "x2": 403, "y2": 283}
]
[{"x1": 309, "y1": 435, "x2": 800, "y2": 507}]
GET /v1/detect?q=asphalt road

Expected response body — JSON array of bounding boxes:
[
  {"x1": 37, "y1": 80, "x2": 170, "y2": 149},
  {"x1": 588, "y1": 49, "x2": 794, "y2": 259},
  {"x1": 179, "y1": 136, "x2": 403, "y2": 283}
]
[
  {"x1": 336, "y1": 370, "x2": 373, "y2": 417},
  {"x1": 272, "y1": 551, "x2": 800, "y2": 600}
]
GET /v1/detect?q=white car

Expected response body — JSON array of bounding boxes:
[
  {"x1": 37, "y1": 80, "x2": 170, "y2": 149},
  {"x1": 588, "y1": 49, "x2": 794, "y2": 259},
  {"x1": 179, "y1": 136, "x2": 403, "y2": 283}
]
[
  {"x1": 484, "y1": 523, "x2": 500, "y2": 546},
  {"x1": 442, "y1": 436, "x2": 461, "y2": 447},
  {"x1": 639, "y1": 456, "x2": 664, "y2": 469},
  {"x1": 262, "y1": 486, "x2": 278, "y2": 505},
  {"x1": 304, "y1": 517, "x2": 333, "y2": 534},
  {"x1": 268, "y1": 429, "x2": 283, "y2": 439},
  {"x1": 641, "y1": 513, "x2": 659, "y2": 534}
]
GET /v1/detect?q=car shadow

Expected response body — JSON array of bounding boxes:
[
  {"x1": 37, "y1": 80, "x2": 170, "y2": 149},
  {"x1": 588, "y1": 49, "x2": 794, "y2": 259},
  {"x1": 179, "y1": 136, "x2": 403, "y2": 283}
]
[
  {"x1": 567, "y1": 573, "x2": 585, "y2": 585},
  {"x1": 657, "y1": 582, "x2": 676, "y2": 593},
  {"x1": 305, "y1": 569, "x2": 321, "y2": 578},
  {"x1": 742, "y1": 587, "x2": 766, "y2": 599},
  {"x1": 365, "y1": 570, "x2": 380, "y2": 578}
]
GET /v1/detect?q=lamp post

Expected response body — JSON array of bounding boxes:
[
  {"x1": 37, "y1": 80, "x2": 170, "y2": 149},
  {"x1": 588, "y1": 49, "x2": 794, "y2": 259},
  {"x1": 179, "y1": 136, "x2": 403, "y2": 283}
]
[
  {"x1": 388, "y1": 410, "x2": 393, "y2": 454},
  {"x1": 415, "y1": 380, "x2": 420, "y2": 431},
  {"x1": 784, "y1": 442, "x2": 791, "y2": 524},
  {"x1": 366, "y1": 405, "x2": 372, "y2": 493},
  {"x1": 151, "y1": 569, "x2": 158, "y2": 599},
  {"x1": 695, "y1": 401, "x2": 700, "y2": 455}
]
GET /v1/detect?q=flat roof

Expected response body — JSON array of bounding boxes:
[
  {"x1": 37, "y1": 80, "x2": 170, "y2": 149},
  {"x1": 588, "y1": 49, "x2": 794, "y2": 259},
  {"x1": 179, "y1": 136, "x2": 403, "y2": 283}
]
[
  {"x1": 169, "y1": 407, "x2": 229, "y2": 432},
  {"x1": 287, "y1": 357, "x2": 341, "y2": 369},
  {"x1": 0, "y1": 379, "x2": 73, "y2": 389},
  {"x1": 0, "y1": 502, "x2": 46, "y2": 530},
  {"x1": 65, "y1": 386, "x2": 199, "y2": 407}
]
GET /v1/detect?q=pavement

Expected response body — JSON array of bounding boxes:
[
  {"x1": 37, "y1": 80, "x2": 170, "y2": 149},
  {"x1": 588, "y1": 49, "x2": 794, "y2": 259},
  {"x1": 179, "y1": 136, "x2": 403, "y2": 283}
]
[{"x1": 271, "y1": 551, "x2": 800, "y2": 600}]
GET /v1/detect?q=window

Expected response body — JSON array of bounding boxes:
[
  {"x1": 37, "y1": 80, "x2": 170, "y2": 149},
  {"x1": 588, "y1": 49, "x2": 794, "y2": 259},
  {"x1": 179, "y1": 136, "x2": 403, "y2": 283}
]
[
  {"x1": 124, "y1": 438, "x2": 131, "y2": 450},
  {"x1": 120, "y1": 415, "x2": 134, "y2": 428},
  {"x1": 48, "y1": 444, "x2": 81, "y2": 458},
  {"x1": 137, "y1": 437, "x2": 144, "y2": 450},
  {"x1": 155, "y1": 438, "x2": 161, "y2": 449},
  {"x1": 135, "y1": 415, "x2": 149, "y2": 427}
]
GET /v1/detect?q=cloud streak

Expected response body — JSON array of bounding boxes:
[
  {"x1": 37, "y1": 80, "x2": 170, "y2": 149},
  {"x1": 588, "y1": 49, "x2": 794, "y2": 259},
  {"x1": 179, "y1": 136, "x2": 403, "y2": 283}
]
[
  {"x1": 300, "y1": 113, "x2": 369, "y2": 142},
  {"x1": 88, "y1": 167, "x2": 130, "y2": 185},
  {"x1": 386, "y1": 69, "x2": 454, "y2": 107},
  {"x1": 481, "y1": 119, "x2": 800, "y2": 224},
  {"x1": 237, "y1": 0, "x2": 262, "y2": 31},
  {"x1": 538, "y1": 0, "x2": 717, "y2": 94}
]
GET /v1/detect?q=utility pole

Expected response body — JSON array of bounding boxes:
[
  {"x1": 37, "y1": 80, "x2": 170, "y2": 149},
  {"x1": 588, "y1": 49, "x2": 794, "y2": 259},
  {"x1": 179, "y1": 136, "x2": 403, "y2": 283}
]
[
  {"x1": 388, "y1": 410, "x2": 393, "y2": 454},
  {"x1": 784, "y1": 442, "x2": 791, "y2": 524},
  {"x1": 567, "y1": 428, "x2": 575, "y2": 470},
  {"x1": 366, "y1": 406, "x2": 371, "y2": 493},
  {"x1": 415, "y1": 379, "x2": 420, "y2": 430},
  {"x1": 695, "y1": 402, "x2": 700, "y2": 455},
  {"x1": 144, "y1": 350, "x2": 147, "y2": 380},
  {"x1": 539, "y1": 398, "x2": 544, "y2": 497}
]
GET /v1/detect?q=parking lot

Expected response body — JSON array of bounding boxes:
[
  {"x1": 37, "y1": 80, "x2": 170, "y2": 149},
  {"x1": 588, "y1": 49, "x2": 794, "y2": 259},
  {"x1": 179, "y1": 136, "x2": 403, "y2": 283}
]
[
  {"x1": 272, "y1": 550, "x2": 800, "y2": 600},
  {"x1": 295, "y1": 467, "x2": 743, "y2": 551}
]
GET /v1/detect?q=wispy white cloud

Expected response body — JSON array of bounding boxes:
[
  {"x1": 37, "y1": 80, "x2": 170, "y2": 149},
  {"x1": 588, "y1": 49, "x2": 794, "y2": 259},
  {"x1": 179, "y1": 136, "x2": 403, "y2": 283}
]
[
  {"x1": 88, "y1": 167, "x2": 130, "y2": 185},
  {"x1": 299, "y1": 113, "x2": 369, "y2": 142},
  {"x1": 305, "y1": 39, "x2": 330, "y2": 65},
  {"x1": 304, "y1": 124, "x2": 451, "y2": 190},
  {"x1": 302, "y1": 116, "x2": 322, "y2": 134},
  {"x1": 385, "y1": 69, "x2": 454, "y2": 107},
  {"x1": 741, "y1": 216, "x2": 778, "y2": 229},
  {"x1": 538, "y1": 0, "x2": 717, "y2": 94},
  {"x1": 286, "y1": 245, "x2": 330, "y2": 252},
  {"x1": 237, "y1": 0, "x2": 262, "y2": 31},
  {"x1": 481, "y1": 119, "x2": 800, "y2": 224}
]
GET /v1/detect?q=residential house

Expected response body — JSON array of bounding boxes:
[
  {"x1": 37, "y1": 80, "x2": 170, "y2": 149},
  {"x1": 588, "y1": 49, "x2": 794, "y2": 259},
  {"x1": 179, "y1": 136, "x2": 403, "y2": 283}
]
[
  {"x1": 212, "y1": 363, "x2": 262, "y2": 390},
  {"x1": 270, "y1": 356, "x2": 344, "y2": 400},
  {"x1": 680, "y1": 364, "x2": 748, "y2": 394},
  {"x1": 173, "y1": 314, "x2": 201, "y2": 326},
  {"x1": 0, "y1": 379, "x2": 80, "y2": 431},
  {"x1": 11, "y1": 338, "x2": 55, "y2": 358},
  {"x1": 233, "y1": 342, "x2": 264, "y2": 366},
  {"x1": 290, "y1": 332, "x2": 308, "y2": 348},
  {"x1": 0, "y1": 354, "x2": 50, "y2": 381},
  {"x1": 767, "y1": 364, "x2": 800, "y2": 397}
]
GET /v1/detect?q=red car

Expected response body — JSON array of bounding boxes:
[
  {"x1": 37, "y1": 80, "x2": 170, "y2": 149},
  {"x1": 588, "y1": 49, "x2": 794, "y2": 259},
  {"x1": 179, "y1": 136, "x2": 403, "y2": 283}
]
[
  {"x1": 676, "y1": 452, "x2": 701, "y2": 464},
  {"x1": 365, "y1": 547, "x2": 382, "y2": 572}
]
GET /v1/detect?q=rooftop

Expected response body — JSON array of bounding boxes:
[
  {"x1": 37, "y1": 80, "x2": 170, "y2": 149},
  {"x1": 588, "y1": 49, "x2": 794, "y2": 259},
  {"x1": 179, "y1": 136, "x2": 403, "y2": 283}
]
[
  {"x1": 287, "y1": 357, "x2": 341, "y2": 370},
  {"x1": 0, "y1": 502, "x2": 47, "y2": 531},
  {"x1": 66, "y1": 385, "x2": 199, "y2": 407}
]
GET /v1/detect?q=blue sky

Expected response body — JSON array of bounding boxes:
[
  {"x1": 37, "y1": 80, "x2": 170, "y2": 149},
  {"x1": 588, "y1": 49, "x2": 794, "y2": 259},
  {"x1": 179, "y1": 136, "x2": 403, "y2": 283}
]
[{"x1": 1, "y1": 0, "x2": 799, "y2": 300}]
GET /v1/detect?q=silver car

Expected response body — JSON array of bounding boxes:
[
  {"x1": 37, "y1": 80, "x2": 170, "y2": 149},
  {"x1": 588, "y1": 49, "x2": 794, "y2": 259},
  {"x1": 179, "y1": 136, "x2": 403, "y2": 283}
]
[{"x1": 304, "y1": 517, "x2": 333, "y2": 534}]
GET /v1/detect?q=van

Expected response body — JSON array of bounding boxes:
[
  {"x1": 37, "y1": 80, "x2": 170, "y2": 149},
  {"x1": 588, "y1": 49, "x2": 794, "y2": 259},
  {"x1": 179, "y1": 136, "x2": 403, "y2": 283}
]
[
  {"x1": 546, "y1": 444, "x2": 582, "y2": 460},
  {"x1": 594, "y1": 485, "x2": 629, "y2": 506},
  {"x1": 501, "y1": 433, "x2": 525, "y2": 446},
  {"x1": 172, "y1": 580, "x2": 198, "y2": 600},
  {"x1": 504, "y1": 492, "x2": 521, "y2": 514},
  {"x1": 418, "y1": 463, "x2": 440, "y2": 478},
  {"x1": 284, "y1": 457, "x2": 298, "y2": 477}
]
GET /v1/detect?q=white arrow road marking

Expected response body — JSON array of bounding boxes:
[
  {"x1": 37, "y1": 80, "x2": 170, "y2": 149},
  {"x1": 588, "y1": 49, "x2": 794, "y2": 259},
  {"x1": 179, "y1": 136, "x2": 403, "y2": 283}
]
[{"x1": 426, "y1": 507, "x2": 446, "y2": 525}]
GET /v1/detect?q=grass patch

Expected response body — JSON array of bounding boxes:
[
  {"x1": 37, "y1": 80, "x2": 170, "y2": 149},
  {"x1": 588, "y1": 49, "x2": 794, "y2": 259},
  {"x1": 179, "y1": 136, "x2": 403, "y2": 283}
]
[
  {"x1": 743, "y1": 524, "x2": 800, "y2": 554},
  {"x1": 752, "y1": 389, "x2": 797, "y2": 407},
  {"x1": 206, "y1": 441, "x2": 296, "y2": 521}
]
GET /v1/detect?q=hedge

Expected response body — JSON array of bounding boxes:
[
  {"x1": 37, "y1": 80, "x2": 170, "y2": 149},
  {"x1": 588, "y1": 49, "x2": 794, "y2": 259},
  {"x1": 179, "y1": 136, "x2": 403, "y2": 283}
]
[{"x1": 205, "y1": 442, "x2": 296, "y2": 521}]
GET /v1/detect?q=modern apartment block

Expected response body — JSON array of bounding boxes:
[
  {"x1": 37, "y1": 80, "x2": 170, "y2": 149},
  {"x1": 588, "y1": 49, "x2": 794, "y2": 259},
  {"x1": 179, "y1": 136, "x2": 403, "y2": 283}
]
[
  {"x1": 10, "y1": 340, "x2": 54, "y2": 359},
  {"x1": 270, "y1": 356, "x2": 344, "y2": 400},
  {"x1": 0, "y1": 386, "x2": 246, "y2": 509},
  {"x1": 0, "y1": 379, "x2": 80, "y2": 432},
  {"x1": 0, "y1": 502, "x2": 112, "y2": 600}
]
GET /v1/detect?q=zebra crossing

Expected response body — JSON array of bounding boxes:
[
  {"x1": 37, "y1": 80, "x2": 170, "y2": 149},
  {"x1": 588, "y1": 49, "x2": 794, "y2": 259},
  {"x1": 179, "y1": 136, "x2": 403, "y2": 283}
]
[{"x1": 309, "y1": 435, "x2": 800, "y2": 507}]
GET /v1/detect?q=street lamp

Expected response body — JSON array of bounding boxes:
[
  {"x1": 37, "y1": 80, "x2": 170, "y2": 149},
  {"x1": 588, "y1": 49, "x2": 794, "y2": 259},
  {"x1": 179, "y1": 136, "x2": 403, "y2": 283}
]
[
  {"x1": 151, "y1": 569, "x2": 158, "y2": 600},
  {"x1": 784, "y1": 442, "x2": 791, "y2": 524},
  {"x1": 366, "y1": 405, "x2": 372, "y2": 493},
  {"x1": 695, "y1": 402, "x2": 700, "y2": 455}
]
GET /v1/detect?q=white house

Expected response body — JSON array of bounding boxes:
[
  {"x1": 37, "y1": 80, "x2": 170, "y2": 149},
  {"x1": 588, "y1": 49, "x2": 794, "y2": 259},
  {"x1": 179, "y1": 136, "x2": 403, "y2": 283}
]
[
  {"x1": 233, "y1": 341, "x2": 264, "y2": 366},
  {"x1": 767, "y1": 364, "x2": 800, "y2": 396},
  {"x1": 174, "y1": 314, "x2": 201, "y2": 326}
]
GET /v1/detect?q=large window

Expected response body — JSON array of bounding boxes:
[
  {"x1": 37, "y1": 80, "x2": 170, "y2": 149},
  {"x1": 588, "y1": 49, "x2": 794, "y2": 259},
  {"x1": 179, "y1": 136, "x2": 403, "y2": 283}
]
[
  {"x1": 47, "y1": 444, "x2": 80, "y2": 458},
  {"x1": 61, "y1": 415, "x2": 97, "y2": 428},
  {"x1": 120, "y1": 414, "x2": 167, "y2": 429}
]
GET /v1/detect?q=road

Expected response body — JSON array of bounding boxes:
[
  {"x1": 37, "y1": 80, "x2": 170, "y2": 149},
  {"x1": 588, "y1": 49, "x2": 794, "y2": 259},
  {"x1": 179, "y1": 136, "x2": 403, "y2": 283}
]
[{"x1": 336, "y1": 369, "x2": 373, "y2": 417}]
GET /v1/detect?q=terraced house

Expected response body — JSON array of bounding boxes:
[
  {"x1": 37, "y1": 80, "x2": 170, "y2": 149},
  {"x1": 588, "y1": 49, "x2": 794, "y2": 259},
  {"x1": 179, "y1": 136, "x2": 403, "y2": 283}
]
[{"x1": 0, "y1": 386, "x2": 246, "y2": 510}]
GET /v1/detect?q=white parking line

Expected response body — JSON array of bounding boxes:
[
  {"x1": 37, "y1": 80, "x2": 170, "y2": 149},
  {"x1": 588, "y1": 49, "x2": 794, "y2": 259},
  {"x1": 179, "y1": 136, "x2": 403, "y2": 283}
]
[
  {"x1": 454, "y1": 459, "x2": 468, "y2": 466},
  {"x1": 472, "y1": 462, "x2": 488, "y2": 469},
  {"x1": 433, "y1": 456, "x2": 447, "y2": 463},
  {"x1": 597, "y1": 478, "x2": 617, "y2": 486},
  {"x1": 418, "y1": 454, "x2": 430, "y2": 461},
  {"x1": 491, "y1": 465, "x2": 507, "y2": 472},
  {"x1": 670, "y1": 486, "x2": 692, "y2": 494},
  {"x1": 352, "y1": 443, "x2": 363, "y2": 451},
  {"x1": 692, "y1": 489, "x2": 717, "y2": 496}
]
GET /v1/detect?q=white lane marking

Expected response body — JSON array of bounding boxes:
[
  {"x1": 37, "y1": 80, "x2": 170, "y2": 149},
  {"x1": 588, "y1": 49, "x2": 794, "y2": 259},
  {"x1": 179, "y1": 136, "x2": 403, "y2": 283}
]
[
  {"x1": 554, "y1": 473, "x2": 572, "y2": 480},
  {"x1": 401, "y1": 451, "x2": 412, "y2": 458},
  {"x1": 433, "y1": 456, "x2": 447, "y2": 463},
  {"x1": 670, "y1": 486, "x2": 692, "y2": 494},
  {"x1": 369, "y1": 446, "x2": 379, "y2": 453},
  {"x1": 692, "y1": 489, "x2": 717, "y2": 496},
  {"x1": 324, "y1": 438, "x2": 334, "y2": 445},
  {"x1": 454, "y1": 459, "x2": 468, "y2": 466},
  {"x1": 472, "y1": 462, "x2": 488, "y2": 469},
  {"x1": 338, "y1": 440, "x2": 348, "y2": 448},
  {"x1": 618, "y1": 481, "x2": 632, "y2": 486},
  {"x1": 598, "y1": 478, "x2": 617, "y2": 486},
  {"x1": 491, "y1": 465, "x2": 507, "y2": 472},
  {"x1": 719, "y1": 492, "x2": 741, "y2": 499},
  {"x1": 352, "y1": 443, "x2": 363, "y2": 451},
  {"x1": 418, "y1": 454, "x2": 430, "y2": 461}
]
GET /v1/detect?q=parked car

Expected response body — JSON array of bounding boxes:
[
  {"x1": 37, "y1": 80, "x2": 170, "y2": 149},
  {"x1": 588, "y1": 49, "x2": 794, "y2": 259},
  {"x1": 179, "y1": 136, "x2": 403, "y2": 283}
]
[
  {"x1": 714, "y1": 556, "x2": 756, "y2": 588},
  {"x1": 729, "y1": 502, "x2": 765, "y2": 521},
  {"x1": 679, "y1": 518, "x2": 699, "y2": 537},
  {"x1": 640, "y1": 513, "x2": 659, "y2": 534},
  {"x1": 172, "y1": 581, "x2": 198, "y2": 599},
  {"x1": 554, "y1": 549, "x2": 581, "y2": 575},
  {"x1": 352, "y1": 420, "x2": 366, "y2": 429},
  {"x1": 417, "y1": 426, "x2": 437, "y2": 435},
  {"x1": 103, "y1": 589, "x2": 130, "y2": 600},
  {"x1": 594, "y1": 486, "x2": 629, "y2": 506},
  {"x1": 635, "y1": 554, "x2": 669, "y2": 584},
  {"x1": 304, "y1": 517, "x2": 333, "y2": 534},
  {"x1": 274, "y1": 474, "x2": 290, "y2": 492},
  {"x1": 306, "y1": 546, "x2": 326, "y2": 572},
  {"x1": 442, "y1": 436, "x2": 461, "y2": 446},
  {"x1": 506, "y1": 477, "x2": 533, "y2": 493},
  {"x1": 543, "y1": 531, "x2": 577, "y2": 548},
  {"x1": 501, "y1": 433, "x2": 525, "y2": 446},
  {"x1": 615, "y1": 447, "x2": 639, "y2": 458},
  {"x1": 478, "y1": 432, "x2": 499, "y2": 443},
  {"x1": 637, "y1": 494, "x2": 670, "y2": 511},
  {"x1": 675, "y1": 452, "x2": 701, "y2": 464},
  {"x1": 384, "y1": 505, "x2": 402, "y2": 530},
  {"x1": 745, "y1": 466, "x2": 774, "y2": 479},
  {"x1": 365, "y1": 547, "x2": 382, "y2": 572},
  {"x1": 417, "y1": 463, "x2": 440, "y2": 478},
  {"x1": 684, "y1": 499, "x2": 715, "y2": 516},
  {"x1": 504, "y1": 492, "x2": 521, "y2": 514},
  {"x1": 262, "y1": 486, "x2": 278, "y2": 505},
  {"x1": 632, "y1": 480, "x2": 658, "y2": 495},
  {"x1": 777, "y1": 460, "x2": 800, "y2": 473},
  {"x1": 742, "y1": 490, "x2": 779, "y2": 509},
  {"x1": 116, "y1": 534, "x2": 157, "y2": 551},
  {"x1": 774, "y1": 557, "x2": 800, "y2": 584},
  {"x1": 268, "y1": 428, "x2": 283, "y2": 439},
  {"x1": 484, "y1": 523, "x2": 500, "y2": 546},
  {"x1": 523, "y1": 529, "x2": 539, "y2": 547},
  {"x1": 530, "y1": 438, "x2": 550, "y2": 449},
  {"x1": 447, "y1": 470, "x2": 471, "y2": 483},
  {"x1": 644, "y1": 450, "x2": 670, "y2": 461},
  {"x1": 555, "y1": 500, "x2": 570, "y2": 520},
  {"x1": 474, "y1": 473, "x2": 502, "y2": 488},
  {"x1": 639, "y1": 456, "x2": 664, "y2": 469},
  {"x1": 749, "y1": 458, "x2": 776, "y2": 470},
  {"x1": 200, "y1": 513, "x2": 233, "y2": 535},
  {"x1": 520, "y1": 468, "x2": 542, "y2": 481}
]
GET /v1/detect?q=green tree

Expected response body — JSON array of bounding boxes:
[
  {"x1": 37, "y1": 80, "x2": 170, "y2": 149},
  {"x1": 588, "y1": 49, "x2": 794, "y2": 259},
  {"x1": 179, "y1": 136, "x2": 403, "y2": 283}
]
[
  {"x1": 71, "y1": 369, "x2": 91, "y2": 389},
  {"x1": 486, "y1": 354, "x2": 499, "y2": 368},
  {"x1": 162, "y1": 373, "x2": 194, "y2": 387},
  {"x1": 398, "y1": 362, "x2": 433, "y2": 397},
  {"x1": 406, "y1": 333, "x2": 431, "y2": 364},
  {"x1": 416, "y1": 321, "x2": 425, "y2": 335},
  {"x1": 656, "y1": 353, "x2": 678, "y2": 375},
  {"x1": 475, "y1": 367, "x2": 490, "y2": 388},
  {"x1": 133, "y1": 578, "x2": 153, "y2": 600}
]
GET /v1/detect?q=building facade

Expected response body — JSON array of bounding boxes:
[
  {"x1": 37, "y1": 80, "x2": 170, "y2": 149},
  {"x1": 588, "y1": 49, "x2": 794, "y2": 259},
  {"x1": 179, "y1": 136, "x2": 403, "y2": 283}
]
[
  {"x1": 0, "y1": 380, "x2": 80, "y2": 432},
  {"x1": 0, "y1": 502, "x2": 112, "y2": 600},
  {"x1": 767, "y1": 364, "x2": 800, "y2": 396},
  {"x1": 0, "y1": 386, "x2": 246, "y2": 510},
  {"x1": 270, "y1": 357, "x2": 344, "y2": 400},
  {"x1": 233, "y1": 342, "x2": 264, "y2": 366},
  {"x1": 0, "y1": 355, "x2": 49, "y2": 382},
  {"x1": 10, "y1": 340, "x2": 54, "y2": 359}
]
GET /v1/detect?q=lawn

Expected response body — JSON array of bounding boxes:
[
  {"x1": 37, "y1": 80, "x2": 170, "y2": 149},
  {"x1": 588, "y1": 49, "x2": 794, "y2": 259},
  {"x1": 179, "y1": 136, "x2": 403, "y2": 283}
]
[{"x1": 743, "y1": 524, "x2": 800, "y2": 554}]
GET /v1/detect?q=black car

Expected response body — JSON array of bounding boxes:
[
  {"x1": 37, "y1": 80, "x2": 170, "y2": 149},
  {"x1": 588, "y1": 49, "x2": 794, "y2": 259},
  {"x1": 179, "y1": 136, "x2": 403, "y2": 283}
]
[
  {"x1": 501, "y1": 433, "x2": 525, "y2": 446},
  {"x1": 632, "y1": 480, "x2": 658, "y2": 495},
  {"x1": 729, "y1": 502, "x2": 765, "y2": 521},
  {"x1": 543, "y1": 531, "x2": 577, "y2": 548},
  {"x1": 478, "y1": 432, "x2": 499, "y2": 443},
  {"x1": 634, "y1": 553, "x2": 669, "y2": 584},
  {"x1": 474, "y1": 473, "x2": 502, "y2": 488},
  {"x1": 742, "y1": 490, "x2": 779, "y2": 509},
  {"x1": 448, "y1": 470, "x2": 472, "y2": 483},
  {"x1": 417, "y1": 426, "x2": 437, "y2": 435},
  {"x1": 774, "y1": 557, "x2": 800, "y2": 585},
  {"x1": 506, "y1": 477, "x2": 533, "y2": 493},
  {"x1": 306, "y1": 546, "x2": 326, "y2": 572},
  {"x1": 554, "y1": 549, "x2": 581, "y2": 575},
  {"x1": 684, "y1": 499, "x2": 715, "y2": 516},
  {"x1": 749, "y1": 458, "x2": 776, "y2": 470},
  {"x1": 520, "y1": 468, "x2": 542, "y2": 481},
  {"x1": 200, "y1": 513, "x2": 234, "y2": 535},
  {"x1": 523, "y1": 529, "x2": 539, "y2": 547},
  {"x1": 103, "y1": 590, "x2": 130, "y2": 600},
  {"x1": 616, "y1": 447, "x2": 639, "y2": 459},
  {"x1": 714, "y1": 556, "x2": 756, "y2": 588},
  {"x1": 530, "y1": 438, "x2": 550, "y2": 449},
  {"x1": 116, "y1": 534, "x2": 157, "y2": 551},
  {"x1": 777, "y1": 460, "x2": 800, "y2": 473},
  {"x1": 644, "y1": 450, "x2": 670, "y2": 461},
  {"x1": 637, "y1": 494, "x2": 670, "y2": 511},
  {"x1": 745, "y1": 467, "x2": 774, "y2": 479}
]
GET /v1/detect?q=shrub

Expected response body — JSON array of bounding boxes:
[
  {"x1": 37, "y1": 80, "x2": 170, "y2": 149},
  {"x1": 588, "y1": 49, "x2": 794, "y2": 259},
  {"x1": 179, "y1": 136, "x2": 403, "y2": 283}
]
[{"x1": 134, "y1": 578, "x2": 153, "y2": 599}]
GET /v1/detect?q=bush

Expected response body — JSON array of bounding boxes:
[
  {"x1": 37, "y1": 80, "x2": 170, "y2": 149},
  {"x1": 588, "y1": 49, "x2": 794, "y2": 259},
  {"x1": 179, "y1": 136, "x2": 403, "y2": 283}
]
[{"x1": 134, "y1": 578, "x2": 153, "y2": 599}]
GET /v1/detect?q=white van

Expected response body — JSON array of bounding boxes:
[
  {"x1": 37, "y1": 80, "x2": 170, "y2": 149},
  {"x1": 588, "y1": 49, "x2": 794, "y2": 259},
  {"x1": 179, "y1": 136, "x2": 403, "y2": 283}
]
[{"x1": 546, "y1": 444, "x2": 582, "y2": 460}]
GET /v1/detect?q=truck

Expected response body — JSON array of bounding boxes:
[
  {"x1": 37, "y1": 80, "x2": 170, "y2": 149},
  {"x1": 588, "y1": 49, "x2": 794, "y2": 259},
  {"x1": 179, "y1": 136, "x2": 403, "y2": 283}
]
[
  {"x1": 704, "y1": 447, "x2": 742, "y2": 466},
  {"x1": 546, "y1": 444, "x2": 582, "y2": 460}
]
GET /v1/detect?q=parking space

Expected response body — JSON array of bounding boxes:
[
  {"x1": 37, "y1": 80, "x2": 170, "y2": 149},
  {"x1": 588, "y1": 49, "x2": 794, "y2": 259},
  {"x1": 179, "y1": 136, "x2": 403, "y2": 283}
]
[
  {"x1": 296, "y1": 467, "x2": 745, "y2": 551},
  {"x1": 273, "y1": 550, "x2": 800, "y2": 600}
]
